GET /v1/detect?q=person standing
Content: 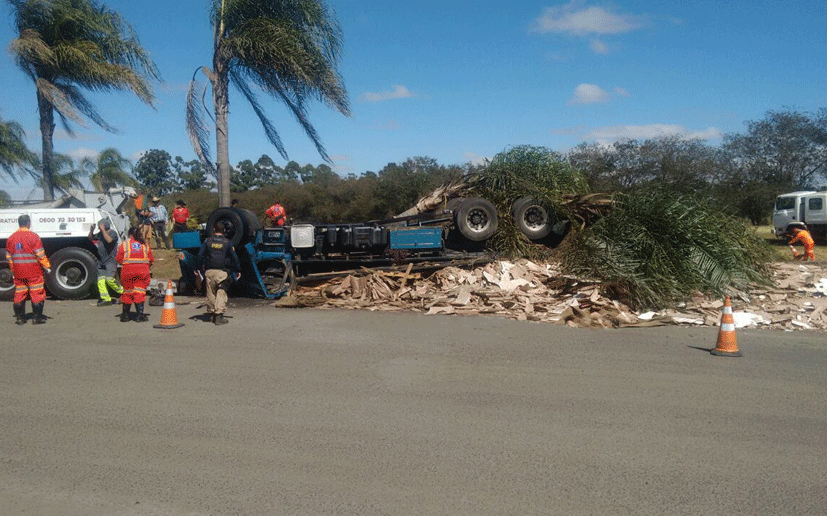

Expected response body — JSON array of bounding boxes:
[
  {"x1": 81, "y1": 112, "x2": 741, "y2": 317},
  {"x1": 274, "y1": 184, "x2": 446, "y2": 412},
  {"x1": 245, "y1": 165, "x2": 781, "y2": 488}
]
[
  {"x1": 198, "y1": 221, "x2": 241, "y2": 325},
  {"x1": 5, "y1": 214, "x2": 51, "y2": 324},
  {"x1": 88, "y1": 219, "x2": 123, "y2": 306},
  {"x1": 172, "y1": 199, "x2": 190, "y2": 233},
  {"x1": 789, "y1": 226, "x2": 816, "y2": 261},
  {"x1": 132, "y1": 192, "x2": 153, "y2": 244},
  {"x1": 149, "y1": 196, "x2": 170, "y2": 249},
  {"x1": 265, "y1": 202, "x2": 287, "y2": 227},
  {"x1": 116, "y1": 227, "x2": 154, "y2": 322}
]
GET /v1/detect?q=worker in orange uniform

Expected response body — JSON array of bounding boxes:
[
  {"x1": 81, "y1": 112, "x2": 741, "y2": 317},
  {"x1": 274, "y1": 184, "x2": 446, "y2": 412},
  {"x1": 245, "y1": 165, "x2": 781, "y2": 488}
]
[
  {"x1": 265, "y1": 202, "x2": 287, "y2": 227},
  {"x1": 789, "y1": 226, "x2": 816, "y2": 261},
  {"x1": 116, "y1": 226, "x2": 154, "y2": 322},
  {"x1": 6, "y1": 214, "x2": 51, "y2": 324}
]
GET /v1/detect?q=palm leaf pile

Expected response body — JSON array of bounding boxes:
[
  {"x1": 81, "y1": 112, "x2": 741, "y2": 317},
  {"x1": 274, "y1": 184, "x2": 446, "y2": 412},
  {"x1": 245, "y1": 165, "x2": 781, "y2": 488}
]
[
  {"x1": 560, "y1": 192, "x2": 772, "y2": 310},
  {"x1": 469, "y1": 145, "x2": 589, "y2": 205},
  {"x1": 467, "y1": 145, "x2": 590, "y2": 259}
]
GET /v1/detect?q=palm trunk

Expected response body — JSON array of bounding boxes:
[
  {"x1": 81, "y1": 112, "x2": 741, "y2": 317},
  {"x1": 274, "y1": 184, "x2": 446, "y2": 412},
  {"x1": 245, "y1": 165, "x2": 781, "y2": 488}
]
[
  {"x1": 213, "y1": 58, "x2": 231, "y2": 208},
  {"x1": 37, "y1": 89, "x2": 56, "y2": 201}
]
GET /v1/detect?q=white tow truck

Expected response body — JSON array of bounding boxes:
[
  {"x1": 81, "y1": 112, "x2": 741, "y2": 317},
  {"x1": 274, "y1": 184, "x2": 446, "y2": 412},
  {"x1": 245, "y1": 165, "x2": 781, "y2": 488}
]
[
  {"x1": 771, "y1": 190, "x2": 827, "y2": 240},
  {"x1": 0, "y1": 187, "x2": 135, "y2": 300}
]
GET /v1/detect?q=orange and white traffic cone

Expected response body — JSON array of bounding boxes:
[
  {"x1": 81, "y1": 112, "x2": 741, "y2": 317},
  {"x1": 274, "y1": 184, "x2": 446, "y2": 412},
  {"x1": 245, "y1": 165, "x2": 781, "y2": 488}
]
[
  {"x1": 154, "y1": 280, "x2": 184, "y2": 329},
  {"x1": 711, "y1": 296, "x2": 741, "y2": 357}
]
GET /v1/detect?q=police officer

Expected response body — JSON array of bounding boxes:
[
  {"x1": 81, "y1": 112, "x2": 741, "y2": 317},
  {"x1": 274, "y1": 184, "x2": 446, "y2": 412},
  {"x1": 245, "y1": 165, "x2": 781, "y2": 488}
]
[{"x1": 197, "y1": 221, "x2": 241, "y2": 325}]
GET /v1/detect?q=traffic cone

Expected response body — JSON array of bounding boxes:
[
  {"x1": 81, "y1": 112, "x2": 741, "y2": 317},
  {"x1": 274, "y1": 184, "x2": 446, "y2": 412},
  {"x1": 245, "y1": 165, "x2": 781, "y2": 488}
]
[
  {"x1": 711, "y1": 296, "x2": 741, "y2": 357},
  {"x1": 154, "y1": 280, "x2": 184, "y2": 329}
]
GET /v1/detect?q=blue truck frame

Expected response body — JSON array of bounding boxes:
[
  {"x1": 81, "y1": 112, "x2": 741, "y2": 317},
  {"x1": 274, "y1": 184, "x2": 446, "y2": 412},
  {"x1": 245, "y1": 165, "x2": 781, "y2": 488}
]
[{"x1": 174, "y1": 213, "x2": 452, "y2": 299}]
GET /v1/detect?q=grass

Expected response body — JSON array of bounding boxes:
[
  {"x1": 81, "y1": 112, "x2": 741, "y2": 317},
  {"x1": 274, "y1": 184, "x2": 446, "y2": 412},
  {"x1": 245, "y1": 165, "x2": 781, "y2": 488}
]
[
  {"x1": 753, "y1": 225, "x2": 825, "y2": 262},
  {"x1": 149, "y1": 248, "x2": 183, "y2": 282}
]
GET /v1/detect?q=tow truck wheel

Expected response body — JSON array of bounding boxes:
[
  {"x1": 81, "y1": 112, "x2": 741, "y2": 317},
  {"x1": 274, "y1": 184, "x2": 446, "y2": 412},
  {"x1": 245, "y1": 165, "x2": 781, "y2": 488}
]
[
  {"x1": 511, "y1": 196, "x2": 552, "y2": 240},
  {"x1": 45, "y1": 247, "x2": 97, "y2": 299},
  {"x1": 0, "y1": 266, "x2": 14, "y2": 300},
  {"x1": 455, "y1": 197, "x2": 498, "y2": 241}
]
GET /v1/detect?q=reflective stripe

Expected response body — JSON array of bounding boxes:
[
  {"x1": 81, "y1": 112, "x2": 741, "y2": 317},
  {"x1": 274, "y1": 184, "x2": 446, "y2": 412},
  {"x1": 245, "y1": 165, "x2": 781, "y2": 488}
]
[
  {"x1": 720, "y1": 323, "x2": 735, "y2": 332},
  {"x1": 722, "y1": 306, "x2": 732, "y2": 314},
  {"x1": 164, "y1": 302, "x2": 175, "y2": 309}
]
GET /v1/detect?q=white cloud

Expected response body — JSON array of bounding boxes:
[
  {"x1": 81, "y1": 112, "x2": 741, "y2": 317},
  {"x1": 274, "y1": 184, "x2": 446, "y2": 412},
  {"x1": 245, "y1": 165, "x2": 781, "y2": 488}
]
[
  {"x1": 568, "y1": 83, "x2": 610, "y2": 104},
  {"x1": 613, "y1": 87, "x2": 631, "y2": 97},
  {"x1": 463, "y1": 152, "x2": 490, "y2": 167},
  {"x1": 531, "y1": 1, "x2": 646, "y2": 36},
  {"x1": 130, "y1": 150, "x2": 146, "y2": 162},
  {"x1": 66, "y1": 147, "x2": 100, "y2": 161},
  {"x1": 584, "y1": 124, "x2": 723, "y2": 143},
  {"x1": 362, "y1": 85, "x2": 417, "y2": 102},
  {"x1": 589, "y1": 39, "x2": 610, "y2": 54}
]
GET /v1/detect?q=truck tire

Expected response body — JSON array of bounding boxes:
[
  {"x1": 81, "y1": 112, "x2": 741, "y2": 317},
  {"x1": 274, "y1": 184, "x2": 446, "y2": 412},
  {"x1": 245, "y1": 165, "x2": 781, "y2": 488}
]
[
  {"x1": 511, "y1": 196, "x2": 552, "y2": 240},
  {"x1": 455, "y1": 198, "x2": 498, "y2": 242},
  {"x1": 0, "y1": 265, "x2": 14, "y2": 301},
  {"x1": 206, "y1": 208, "x2": 259, "y2": 247},
  {"x1": 445, "y1": 198, "x2": 463, "y2": 213},
  {"x1": 45, "y1": 247, "x2": 98, "y2": 300}
]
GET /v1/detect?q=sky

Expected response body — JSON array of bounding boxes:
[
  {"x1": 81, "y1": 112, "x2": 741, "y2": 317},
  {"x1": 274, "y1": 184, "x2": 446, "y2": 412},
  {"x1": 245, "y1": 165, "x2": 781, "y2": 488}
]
[{"x1": 1, "y1": 0, "x2": 825, "y2": 199}]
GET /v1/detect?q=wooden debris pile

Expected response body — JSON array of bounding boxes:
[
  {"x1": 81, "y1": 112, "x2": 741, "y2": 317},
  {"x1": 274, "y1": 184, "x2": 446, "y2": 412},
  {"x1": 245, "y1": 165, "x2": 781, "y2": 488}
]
[
  {"x1": 289, "y1": 260, "x2": 827, "y2": 331},
  {"x1": 307, "y1": 259, "x2": 641, "y2": 328}
]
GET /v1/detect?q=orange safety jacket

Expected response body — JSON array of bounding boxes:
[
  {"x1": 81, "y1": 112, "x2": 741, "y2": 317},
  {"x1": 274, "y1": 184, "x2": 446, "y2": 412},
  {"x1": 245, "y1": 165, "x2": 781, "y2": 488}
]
[
  {"x1": 5, "y1": 228, "x2": 51, "y2": 278},
  {"x1": 116, "y1": 238, "x2": 154, "y2": 268},
  {"x1": 265, "y1": 203, "x2": 286, "y2": 226},
  {"x1": 790, "y1": 230, "x2": 815, "y2": 250}
]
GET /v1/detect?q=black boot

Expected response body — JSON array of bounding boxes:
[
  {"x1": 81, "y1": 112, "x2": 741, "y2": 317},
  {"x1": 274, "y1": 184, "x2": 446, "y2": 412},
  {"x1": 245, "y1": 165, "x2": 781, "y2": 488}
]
[
  {"x1": 13, "y1": 302, "x2": 27, "y2": 325},
  {"x1": 213, "y1": 313, "x2": 228, "y2": 325},
  {"x1": 120, "y1": 303, "x2": 132, "y2": 322},
  {"x1": 32, "y1": 302, "x2": 47, "y2": 324},
  {"x1": 135, "y1": 302, "x2": 149, "y2": 322}
]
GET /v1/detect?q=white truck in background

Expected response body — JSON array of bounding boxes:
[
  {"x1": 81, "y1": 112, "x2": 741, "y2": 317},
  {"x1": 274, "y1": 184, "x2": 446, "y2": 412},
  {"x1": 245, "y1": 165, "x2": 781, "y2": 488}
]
[
  {"x1": 0, "y1": 187, "x2": 135, "y2": 300},
  {"x1": 771, "y1": 190, "x2": 827, "y2": 240}
]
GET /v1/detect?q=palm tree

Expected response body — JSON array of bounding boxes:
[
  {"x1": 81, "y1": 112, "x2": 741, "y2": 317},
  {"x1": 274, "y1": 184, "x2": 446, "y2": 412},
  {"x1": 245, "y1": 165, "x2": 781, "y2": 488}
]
[
  {"x1": 7, "y1": 0, "x2": 160, "y2": 201},
  {"x1": 187, "y1": 0, "x2": 350, "y2": 207},
  {"x1": 34, "y1": 153, "x2": 86, "y2": 193},
  {"x1": 0, "y1": 114, "x2": 38, "y2": 181},
  {"x1": 83, "y1": 147, "x2": 137, "y2": 190}
]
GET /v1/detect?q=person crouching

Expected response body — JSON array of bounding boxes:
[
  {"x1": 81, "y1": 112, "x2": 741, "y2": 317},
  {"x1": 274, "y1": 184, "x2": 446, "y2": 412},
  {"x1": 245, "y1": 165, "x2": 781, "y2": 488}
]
[{"x1": 116, "y1": 227, "x2": 154, "y2": 322}]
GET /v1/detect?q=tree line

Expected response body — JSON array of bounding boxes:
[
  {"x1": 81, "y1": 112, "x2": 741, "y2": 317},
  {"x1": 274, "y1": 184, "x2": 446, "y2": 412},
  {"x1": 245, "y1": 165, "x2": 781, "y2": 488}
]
[{"x1": 4, "y1": 107, "x2": 826, "y2": 225}]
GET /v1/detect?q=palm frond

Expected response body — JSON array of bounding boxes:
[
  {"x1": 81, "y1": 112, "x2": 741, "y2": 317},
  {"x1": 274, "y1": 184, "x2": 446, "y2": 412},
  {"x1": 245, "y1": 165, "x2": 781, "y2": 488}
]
[
  {"x1": 186, "y1": 75, "x2": 215, "y2": 174},
  {"x1": 0, "y1": 115, "x2": 39, "y2": 181},
  {"x1": 35, "y1": 78, "x2": 87, "y2": 127},
  {"x1": 230, "y1": 67, "x2": 288, "y2": 159},
  {"x1": 561, "y1": 191, "x2": 771, "y2": 309},
  {"x1": 60, "y1": 83, "x2": 117, "y2": 133}
]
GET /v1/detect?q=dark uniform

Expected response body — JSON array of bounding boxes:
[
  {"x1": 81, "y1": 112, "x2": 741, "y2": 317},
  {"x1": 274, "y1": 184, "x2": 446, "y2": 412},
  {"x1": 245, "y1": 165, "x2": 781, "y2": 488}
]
[{"x1": 198, "y1": 233, "x2": 241, "y2": 325}]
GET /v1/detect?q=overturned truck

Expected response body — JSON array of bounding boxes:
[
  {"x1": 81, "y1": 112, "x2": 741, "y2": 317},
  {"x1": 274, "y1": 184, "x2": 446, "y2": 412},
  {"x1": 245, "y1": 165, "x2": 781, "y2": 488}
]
[{"x1": 175, "y1": 195, "x2": 570, "y2": 299}]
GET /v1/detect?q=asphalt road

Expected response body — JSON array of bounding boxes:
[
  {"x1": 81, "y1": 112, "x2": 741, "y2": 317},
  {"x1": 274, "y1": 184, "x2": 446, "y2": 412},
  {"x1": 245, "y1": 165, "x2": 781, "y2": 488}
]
[{"x1": 1, "y1": 297, "x2": 826, "y2": 515}]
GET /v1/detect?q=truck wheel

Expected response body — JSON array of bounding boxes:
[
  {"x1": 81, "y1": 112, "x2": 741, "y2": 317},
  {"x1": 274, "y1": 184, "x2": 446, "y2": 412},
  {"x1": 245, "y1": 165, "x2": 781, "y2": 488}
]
[
  {"x1": 455, "y1": 198, "x2": 498, "y2": 241},
  {"x1": 45, "y1": 247, "x2": 97, "y2": 300},
  {"x1": 206, "y1": 208, "x2": 247, "y2": 247},
  {"x1": 511, "y1": 196, "x2": 552, "y2": 240},
  {"x1": 0, "y1": 266, "x2": 14, "y2": 301},
  {"x1": 445, "y1": 198, "x2": 463, "y2": 213}
]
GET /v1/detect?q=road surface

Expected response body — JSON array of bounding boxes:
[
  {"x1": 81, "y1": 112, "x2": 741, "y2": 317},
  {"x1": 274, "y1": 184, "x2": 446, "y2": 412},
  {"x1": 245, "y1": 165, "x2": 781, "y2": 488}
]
[{"x1": 1, "y1": 297, "x2": 825, "y2": 515}]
